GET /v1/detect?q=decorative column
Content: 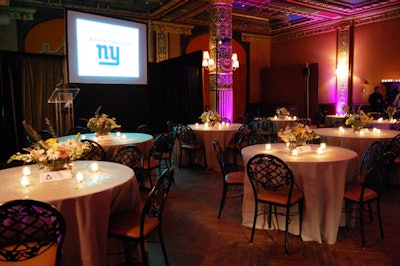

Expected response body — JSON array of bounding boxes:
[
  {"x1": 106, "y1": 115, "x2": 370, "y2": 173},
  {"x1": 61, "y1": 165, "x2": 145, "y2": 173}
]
[
  {"x1": 336, "y1": 24, "x2": 352, "y2": 114},
  {"x1": 209, "y1": 0, "x2": 233, "y2": 122}
]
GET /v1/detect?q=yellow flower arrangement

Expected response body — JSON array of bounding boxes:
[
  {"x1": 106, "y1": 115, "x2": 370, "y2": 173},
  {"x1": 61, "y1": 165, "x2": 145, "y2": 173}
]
[
  {"x1": 278, "y1": 122, "x2": 319, "y2": 147},
  {"x1": 199, "y1": 109, "x2": 222, "y2": 126},
  {"x1": 345, "y1": 110, "x2": 373, "y2": 131},
  {"x1": 385, "y1": 106, "x2": 396, "y2": 120},
  {"x1": 87, "y1": 107, "x2": 121, "y2": 135},
  {"x1": 276, "y1": 107, "x2": 290, "y2": 118}
]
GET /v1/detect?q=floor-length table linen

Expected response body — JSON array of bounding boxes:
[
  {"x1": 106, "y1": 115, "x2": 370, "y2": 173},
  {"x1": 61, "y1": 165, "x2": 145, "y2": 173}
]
[
  {"x1": 325, "y1": 115, "x2": 346, "y2": 126},
  {"x1": 59, "y1": 132, "x2": 154, "y2": 161},
  {"x1": 241, "y1": 143, "x2": 359, "y2": 244},
  {"x1": 368, "y1": 119, "x2": 396, "y2": 130},
  {"x1": 314, "y1": 128, "x2": 399, "y2": 158},
  {"x1": 268, "y1": 117, "x2": 310, "y2": 131},
  {"x1": 0, "y1": 161, "x2": 141, "y2": 266}
]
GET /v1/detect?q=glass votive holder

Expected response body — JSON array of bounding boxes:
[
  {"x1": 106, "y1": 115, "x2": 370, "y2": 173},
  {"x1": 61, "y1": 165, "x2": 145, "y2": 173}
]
[
  {"x1": 320, "y1": 143, "x2": 326, "y2": 149},
  {"x1": 195, "y1": 123, "x2": 199, "y2": 127},
  {"x1": 376, "y1": 129, "x2": 381, "y2": 134},
  {"x1": 317, "y1": 148, "x2": 323, "y2": 155},
  {"x1": 22, "y1": 166, "x2": 31, "y2": 176},
  {"x1": 265, "y1": 143, "x2": 271, "y2": 150},
  {"x1": 91, "y1": 162, "x2": 99, "y2": 172},
  {"x1": 293, "y1": 116, "x2": 297, "y2": 120},
  {"x1": 122, "y1": 134, "x2": 126, "y2": 139},
  {"x1": 378, "y1": 118, "x2": 383, "y2": 122},
  {"x1": 81, "y1": 135, "x2": 86, "y2": 140},
  {"x1": 291, "y1": 149, "x2": 298, "y2": 156},
  {"x1": 339, "y1": 126, "x2": 344, "y2": 132},
  {"x1": 116, "y1": 131, "x2": 121, "y2": 137},
  {"x1": 20, "y1": 176, "x2": 30, "y2": 187},
  {"x1": 286, "y1": 142, "x2": 290, "y2": 148},
  {"x1": 274, "y1": 115, "x2": 277, "y2": 119},
  {"x1": 76, "y1": 172, "x2": 83, "y2": 183},
  {"x1": 205, "y1": 122, "x2": 209, "y2": 127}
]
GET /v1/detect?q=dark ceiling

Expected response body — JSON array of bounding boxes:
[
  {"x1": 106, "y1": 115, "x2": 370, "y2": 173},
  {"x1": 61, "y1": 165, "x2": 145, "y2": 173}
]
[{"x1": 3, "y1": 0, "x2": 400, "y2": 36}]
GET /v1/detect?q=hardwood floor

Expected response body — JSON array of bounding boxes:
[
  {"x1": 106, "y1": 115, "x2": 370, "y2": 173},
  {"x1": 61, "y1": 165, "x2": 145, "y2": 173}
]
[{"x1": 131, "y1": 166, "x2": 400, "y2": 266}]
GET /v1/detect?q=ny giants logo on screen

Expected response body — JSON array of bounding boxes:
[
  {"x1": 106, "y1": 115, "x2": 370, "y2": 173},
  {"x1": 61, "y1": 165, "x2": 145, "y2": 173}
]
[{"x1": 96, "y1": 44, "x2": 119, "y2": 66}]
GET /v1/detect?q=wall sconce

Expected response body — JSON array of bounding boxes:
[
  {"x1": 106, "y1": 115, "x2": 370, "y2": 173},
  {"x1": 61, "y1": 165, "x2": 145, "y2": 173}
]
[
  {"x1": 202, "y1": 51, "x2": 239, "y2": 71},
  {"x1": 202, "y1": 51, "x2": 215, "y2": 70}
]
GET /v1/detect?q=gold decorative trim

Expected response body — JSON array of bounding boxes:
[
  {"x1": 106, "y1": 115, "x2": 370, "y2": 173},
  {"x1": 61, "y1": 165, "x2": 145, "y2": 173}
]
[{"x1": 151, "y1": 21, "x2": 194, "y2": 35}]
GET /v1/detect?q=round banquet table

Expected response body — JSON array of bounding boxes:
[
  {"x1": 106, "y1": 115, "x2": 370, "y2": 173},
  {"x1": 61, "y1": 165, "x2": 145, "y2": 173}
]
[
  {"x1": 314, "y1": 127, "x2": 399, "y2": 158},
  {"x1": 241, "y1": 143, "x2": 359, "y2": 244},
  {"x1": 176, "y1": 123, "x2": 242, "y2": 170},
  {"x1": 368, "y1": 119, "x2": 396, "y2": 130},
  {"x1": 267, "y1": 117, "x2": 309, "y2": 130},
  {"x1": 325, "y1": 114, "x2": 346, "y2": 126},
  {"x1": 0, "y1": 161, "x2": 141, "y2": 266},
  {"x1": 59, "y1": 132, "x2": 154, "y2": 161}
]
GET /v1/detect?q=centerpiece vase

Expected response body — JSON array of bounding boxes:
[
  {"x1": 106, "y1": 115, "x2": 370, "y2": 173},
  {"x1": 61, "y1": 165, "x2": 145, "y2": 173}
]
[
  {"x1": 288, "y1": 141, "x2": 306, "y2": 151},
  {"x1": 352, "y1": 125, "x2": 363, "y2": 133},
  {"x1": 44, "y1": 159, "x2": 69, "y2": 171}
]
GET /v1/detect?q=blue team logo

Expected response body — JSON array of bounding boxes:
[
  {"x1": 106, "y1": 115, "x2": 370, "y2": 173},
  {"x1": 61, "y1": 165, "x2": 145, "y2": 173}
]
[{"x1": 96, "y1": 45, "x2": 120, "y2": 66}]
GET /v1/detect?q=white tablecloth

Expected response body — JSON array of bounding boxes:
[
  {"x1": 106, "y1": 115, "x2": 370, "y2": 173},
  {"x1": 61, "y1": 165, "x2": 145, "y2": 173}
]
[
  {"x1": 0, "y1": 161, "x2": 141, "y2": 266},
  {"x1": 267, "y1": 117, "x2": 308, "y2": 131},
  {"x1": 59, "y1": 132, "x2": 154, "y2": 161},
  {"x1": 368, "y1": 119, "x2": 396, "y2": 130},
  {"x1": 241, "y1": 143, "x2": 359, "y2": 244},
  {"x1": 314, "y1": 127, "x2": 399, "y2": 158}
]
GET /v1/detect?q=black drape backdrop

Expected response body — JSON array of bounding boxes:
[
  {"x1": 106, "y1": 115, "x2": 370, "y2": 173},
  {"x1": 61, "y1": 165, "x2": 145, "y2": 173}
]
[{"x1": 0, "y1": 50, "x2": 203, "y2": 164}]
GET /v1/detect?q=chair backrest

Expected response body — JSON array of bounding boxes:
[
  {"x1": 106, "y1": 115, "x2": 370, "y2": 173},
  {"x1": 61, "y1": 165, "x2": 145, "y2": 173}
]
[
  {"x1": 360, "y1": 140, "x2": 384, "y2": 175},
  {"x1": 153, "y1": 134, "x2": 173, "y2": 157},
  {"x1": 249, "y1": 120, "x2": 260, "y2": 133},
  {"x1": 136, "y1": 124, "x2": 156, "y2": 137},
  {"x1": 385, "y1": 133, "x2": 400, "y2": 156},
  {"x1": 114, "y1": 146, "x2": 144, "y2": 177},
  {"x1": 221, "y1": 117, "x2": 231, "y2": 124},
  {"x1": 390, "y1": 120, "x2": 400, "y2": 131},
  {"x1": 141, "y1": 167, "x2": 174, "y2": 233},
  {"x1": 66, "y1": 126, "x2": 90, "y2": 135},
  {"x1": 361, "y1": 165, "x2": 385, "y2": 200},
  {"x1": 231, "y1": 124, "x2": 253, "y2": 146},
  {"x1": 295, "y1": 118, "x2": 311, "y2": 126},
  {"x1": 0, "y1": 199, "x2": 66, "y2": 265},
  {"x1": 246, "y1": 154, "x2": 295, "y2": 199},
  {"x1": 176, "y1": 124, "x2": 197, "y2": 145},
  {"x1": 79, "y1": 139, "x2": 108, "y2": 161},
  {"x1": 238, "y1": 133, "x2": 266, "y2": 151},
  {"x1": 257, "y1": 117, "x2": 277, "y2": 132},
  {"x1": 212, "y1": 139, "x2": 229, "y2": 177}
]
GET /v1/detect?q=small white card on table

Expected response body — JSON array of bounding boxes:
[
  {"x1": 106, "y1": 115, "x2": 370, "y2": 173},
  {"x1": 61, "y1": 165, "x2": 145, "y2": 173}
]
[
  {"x1": 296, "y1": 145, "x2": 312, "y2": 153},
  {"x1": 40, "y1": 170, "x2": 72, "y2": 183}
]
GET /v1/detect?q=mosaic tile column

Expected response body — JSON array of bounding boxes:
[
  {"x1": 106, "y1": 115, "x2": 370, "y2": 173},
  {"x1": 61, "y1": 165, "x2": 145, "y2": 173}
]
[{"x1": 209, "y1": 0, "x2": 233, "y2": 122}]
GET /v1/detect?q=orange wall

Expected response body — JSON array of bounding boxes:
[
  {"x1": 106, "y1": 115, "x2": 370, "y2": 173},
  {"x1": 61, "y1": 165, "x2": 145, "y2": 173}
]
[{"x1": 249, "y1": 41, "x2": 271, "y2": 103}]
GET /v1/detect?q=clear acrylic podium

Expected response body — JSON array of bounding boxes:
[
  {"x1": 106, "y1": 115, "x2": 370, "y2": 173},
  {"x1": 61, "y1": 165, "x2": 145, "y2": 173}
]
[{"x1": 48, "y1": 86, "x2": 80, "y2": 136}]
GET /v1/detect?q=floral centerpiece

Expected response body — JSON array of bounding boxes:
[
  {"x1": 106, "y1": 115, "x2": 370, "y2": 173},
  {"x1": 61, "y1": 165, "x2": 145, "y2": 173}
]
[
  {"x1": 199, "y1": 109, "x2": 222, "y2": 126},
  {"x1": 278, "y1": 122, "x2": 320, "y2": 150},
  {"x1": 276, "y1": 107, "x2": 290, "y2": 119},
  {"x1": 345, "y1": 110, "x2": 373, "y2": 132},
  {"x1": 385, "y1": 106, "x2": 396, "y2": 120},
  {"x1": 87, "y1": 106, "x2": 121, "y2": 136},
  {"x1": 8, "y1": 135, "x2": 89, "y2": 171}
]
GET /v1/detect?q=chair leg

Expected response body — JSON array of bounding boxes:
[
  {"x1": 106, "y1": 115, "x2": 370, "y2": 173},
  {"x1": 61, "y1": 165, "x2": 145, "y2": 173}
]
[
  {"x1": 285, "y1": 206, "x2": 290, "y2": 256},
  {"x1": 158, "y1": 227, "x2": 170, "y2": 266},
  {"x1": 298, "y1": 200, "x2": 303, "y2": 235},
  {"x1": 250, "y1": 202, "x2": 258, "y2": 244},
  {"x1": 368, "y1": 202, "x2": 373, "y2": 222},
  {"x1": 377, "y1": 199, "x2": 384, "y2": 239},
  {"x1": 360, "y1": 202, "x2": 366, "y2": 249},
  {"x1": 218, "y1": 184, "x2": 228, "y2": 219},
  {"x1": 140, "y1": 239, "x2": 148, "y2": 266}
]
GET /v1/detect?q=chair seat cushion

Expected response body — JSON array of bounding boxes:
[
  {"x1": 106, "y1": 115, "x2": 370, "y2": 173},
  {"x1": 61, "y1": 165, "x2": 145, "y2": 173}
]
[
  {"x1": 257, "y1": 187, "x2": 303, "y2": 205},
  {"x1": 225, "y1": 171, "x2": 245, "y2": 184},
  {"x1": 109, "y1": 211, "x2": 160, "y2": 239},
  {"x1": 344, "y1": 185, "x2": 378, "y2": 202},
  {"x1": 143, "y1": 159, "x2": 160, "y2": 169}
]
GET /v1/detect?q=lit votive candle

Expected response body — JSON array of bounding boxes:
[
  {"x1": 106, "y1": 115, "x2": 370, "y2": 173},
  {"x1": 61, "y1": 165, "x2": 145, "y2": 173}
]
[
  {"x1": 205, "y1": 122, "x2": 209, "y2": 127},
  {"x1": 22, "y1": 166, "x2": 31, "y2": 176},
  {"x1": 20, "y1": 176, "x2": 30, "y2": 187},
  {"x1": 274, "y1": 115, "x2": 277, "y2": 119},
  {"x1": 291, "y1": 149, "x2": 298, "y2": 156},
  {"x1": 81, "y1": 135, "x2": 86, "y2": 140},
  {"x1": 91, "y1": 162, "x2": 99, "y2": 172},
  {"x1": 293, "y1": 116, "x2": 297, "y2": 120},
  {"x1": 339, "y1": 126, "x2": 344, "y2": 132},
  {"x1": 317, "y1": 148, "x2": 323, "y2": 155},
  {"x1": 122, "y1": 134, "x2": 126, "y2": 139},
  {"x1": 265, "y1": 143, "x2": 271, "y2": 150},
  {"x1": 195, "y1": 123, "x2": 199, "y2": 127},
  {"x1": 76, "y1": 172, "x2": 83, "y2": 183},
  {"x1": 94, "y1": 137, "x2": 98, "y2": 141},
  {"x1": 222, "y1": 122, "x2": 225, "y2": 126},
  {"x1": 376, "y1": 129, "x2": 381, "y2": 134},
  {"x1": 286, "y1": 142, "x2": 290, "y2": 148},
  {"x1": 320, "y1": 143, "x2": 326, "y2": 149},
  {"x1": 116, "y1": 131, "x2": 121, "y2": 137},
  {"x1": 372, "y1": 127, "x2": 377, "y2": 133},
  {"x1": 378, "y1": 118, "x2": 383, "y2": 122},
  {"x1": 218, "y1": 124, "x2": 222, "y2": 129}
]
